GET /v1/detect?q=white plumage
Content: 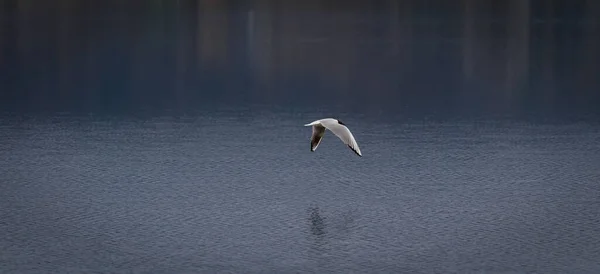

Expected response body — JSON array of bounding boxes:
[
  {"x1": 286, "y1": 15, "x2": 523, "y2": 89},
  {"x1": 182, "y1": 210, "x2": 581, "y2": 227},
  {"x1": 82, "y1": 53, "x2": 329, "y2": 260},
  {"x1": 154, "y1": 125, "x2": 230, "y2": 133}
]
[{"x1": 304, "y1": 118, "x2": 362, "y2": 157}]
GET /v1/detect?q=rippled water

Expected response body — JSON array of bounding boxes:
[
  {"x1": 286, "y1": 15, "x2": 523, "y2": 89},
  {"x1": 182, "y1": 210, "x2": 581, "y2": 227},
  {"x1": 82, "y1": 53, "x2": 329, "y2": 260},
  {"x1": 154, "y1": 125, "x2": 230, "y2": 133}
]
[{"x1": 1, "y1": 110, "x2": 600, "y2": 273}]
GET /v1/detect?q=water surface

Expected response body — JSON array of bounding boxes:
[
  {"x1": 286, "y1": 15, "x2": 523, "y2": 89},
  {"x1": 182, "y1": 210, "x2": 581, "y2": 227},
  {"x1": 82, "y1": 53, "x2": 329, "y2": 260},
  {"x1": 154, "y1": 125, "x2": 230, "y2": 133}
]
[
  {"x1": 2, "y1": 111, "x2": 599, "y2": 273},
  {"x1": 2, "y1": 1, "x2": 600, "y2": 273}
]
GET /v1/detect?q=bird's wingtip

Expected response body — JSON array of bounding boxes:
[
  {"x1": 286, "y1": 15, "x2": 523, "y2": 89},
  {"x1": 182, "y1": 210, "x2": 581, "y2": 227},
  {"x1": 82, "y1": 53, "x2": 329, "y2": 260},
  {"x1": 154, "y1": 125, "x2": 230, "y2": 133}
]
[{"x1": 348, "y1": 145, "x2": 362, "y2": 157}]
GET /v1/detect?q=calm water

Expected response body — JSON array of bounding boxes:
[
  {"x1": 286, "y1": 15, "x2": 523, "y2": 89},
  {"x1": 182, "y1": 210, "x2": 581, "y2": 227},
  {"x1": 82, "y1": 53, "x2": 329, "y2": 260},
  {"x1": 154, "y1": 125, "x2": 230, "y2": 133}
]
[
  {"x1": 2, "y1": 1, "x2": 600, "y2": 273},
  {"x1": 1, "y1": 110, "x2": 599, "y2": 273}
]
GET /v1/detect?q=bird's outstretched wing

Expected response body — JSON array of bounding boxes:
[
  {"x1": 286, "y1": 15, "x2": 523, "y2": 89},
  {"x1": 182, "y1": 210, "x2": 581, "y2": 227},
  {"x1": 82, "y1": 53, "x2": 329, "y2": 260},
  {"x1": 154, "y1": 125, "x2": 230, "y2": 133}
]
[
  {"x1": 321, "y1": 120, "x2": 362, "y2": 156},
  {"x1": 310, "y1": 124, "x2": 326, "y2": 152}
]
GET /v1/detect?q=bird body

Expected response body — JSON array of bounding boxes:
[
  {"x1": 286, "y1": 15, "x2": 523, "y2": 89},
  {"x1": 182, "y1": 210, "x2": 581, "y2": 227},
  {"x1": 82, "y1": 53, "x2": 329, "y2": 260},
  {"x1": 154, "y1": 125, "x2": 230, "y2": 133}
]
[{"x1": 304, "y1": 118, "x2": 362, "y2": 157}]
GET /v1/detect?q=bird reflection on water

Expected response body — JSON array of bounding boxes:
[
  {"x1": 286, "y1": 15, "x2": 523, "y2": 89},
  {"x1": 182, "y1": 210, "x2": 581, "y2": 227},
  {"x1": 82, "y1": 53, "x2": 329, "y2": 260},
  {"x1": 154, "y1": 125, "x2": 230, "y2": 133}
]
[
  {"x1": 308, "y1": 205, "x2": 327, "y2": 237},
  {"x1": 306, "y1": 205, "x2": 330, "y2": 269},
  {"x1": 305, "y1": 204, "x2": 361, "y2": 270}
]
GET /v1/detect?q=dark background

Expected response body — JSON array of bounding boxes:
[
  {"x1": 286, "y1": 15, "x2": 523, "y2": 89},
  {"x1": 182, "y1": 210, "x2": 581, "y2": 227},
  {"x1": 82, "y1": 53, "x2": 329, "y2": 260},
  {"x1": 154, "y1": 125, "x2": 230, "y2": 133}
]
[
  {"x1": 2, "y1": 2, "x2": 600, "y2": 273},
  {"x1": 1, "y1": 0, "x2": 599, "y2": 118}
]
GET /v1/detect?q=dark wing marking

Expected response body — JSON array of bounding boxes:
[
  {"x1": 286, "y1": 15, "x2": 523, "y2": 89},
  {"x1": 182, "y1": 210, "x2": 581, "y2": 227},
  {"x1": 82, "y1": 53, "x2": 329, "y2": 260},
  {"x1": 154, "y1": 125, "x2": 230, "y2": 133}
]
[
  {"x1": 320, "y1": 120, "x2": 362, "y2": 157},
  {"x1": 347, "y1": 144, "x2": 362, "y2": 157},
  {"x1": 310, "y1": 124, "x2": 326, "y2": 152}
]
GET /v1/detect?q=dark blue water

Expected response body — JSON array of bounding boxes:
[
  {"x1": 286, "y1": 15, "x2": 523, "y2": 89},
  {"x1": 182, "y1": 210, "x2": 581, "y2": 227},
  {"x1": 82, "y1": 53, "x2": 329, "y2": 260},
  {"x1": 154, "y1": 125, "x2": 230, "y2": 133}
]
[
  {"x1": 2, "y1": 1, "x2": 600, "y2": 273},
  {"x1": 2, "y1": 110, "x2": 600, "y2": 273}
]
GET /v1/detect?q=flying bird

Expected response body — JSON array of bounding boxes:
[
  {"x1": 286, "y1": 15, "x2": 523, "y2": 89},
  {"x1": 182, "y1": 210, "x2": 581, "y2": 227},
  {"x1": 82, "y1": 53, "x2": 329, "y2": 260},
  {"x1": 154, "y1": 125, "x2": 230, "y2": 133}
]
[{"x1": 304, "y1": 118, "x2": 362, "y2": 157}]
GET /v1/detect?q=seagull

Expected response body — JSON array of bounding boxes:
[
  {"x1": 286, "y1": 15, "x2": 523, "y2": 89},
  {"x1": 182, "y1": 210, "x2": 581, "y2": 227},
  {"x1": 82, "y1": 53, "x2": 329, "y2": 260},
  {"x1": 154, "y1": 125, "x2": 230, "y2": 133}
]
[{"x1": 304, "y1": 118, "x2": 362, "y2": 157}]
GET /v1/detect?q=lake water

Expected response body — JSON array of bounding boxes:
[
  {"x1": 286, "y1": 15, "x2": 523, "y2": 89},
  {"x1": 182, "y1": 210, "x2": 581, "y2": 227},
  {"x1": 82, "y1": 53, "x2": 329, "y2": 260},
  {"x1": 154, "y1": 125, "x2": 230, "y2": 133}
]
[
  {"x1": 2, "y1": 1, "x2": 600, "y2": 273},
  {"x1": 1, "y1": 109, "x2": 599, "y2": 273}
]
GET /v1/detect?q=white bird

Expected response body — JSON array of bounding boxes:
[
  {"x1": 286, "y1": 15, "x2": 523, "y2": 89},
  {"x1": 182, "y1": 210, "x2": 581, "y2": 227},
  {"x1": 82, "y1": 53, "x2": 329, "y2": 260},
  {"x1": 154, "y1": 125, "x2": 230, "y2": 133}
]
[{"x1": 304, "y1": 118, "x2": 362, "y2": 157}]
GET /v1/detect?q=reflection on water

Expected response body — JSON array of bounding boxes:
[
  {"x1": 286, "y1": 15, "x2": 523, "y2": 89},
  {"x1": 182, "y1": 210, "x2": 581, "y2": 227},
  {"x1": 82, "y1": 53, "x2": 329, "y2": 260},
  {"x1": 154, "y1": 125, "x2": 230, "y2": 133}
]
[
  {"x1": 2, "y1": 1, "x2": 600, "y2": 273},
  {"x1": 1, "y1": 112, "x2": 599, "y2": 273},
  {"x1": 308, "y1": 206, "x2": 326, "y2": 237}
]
